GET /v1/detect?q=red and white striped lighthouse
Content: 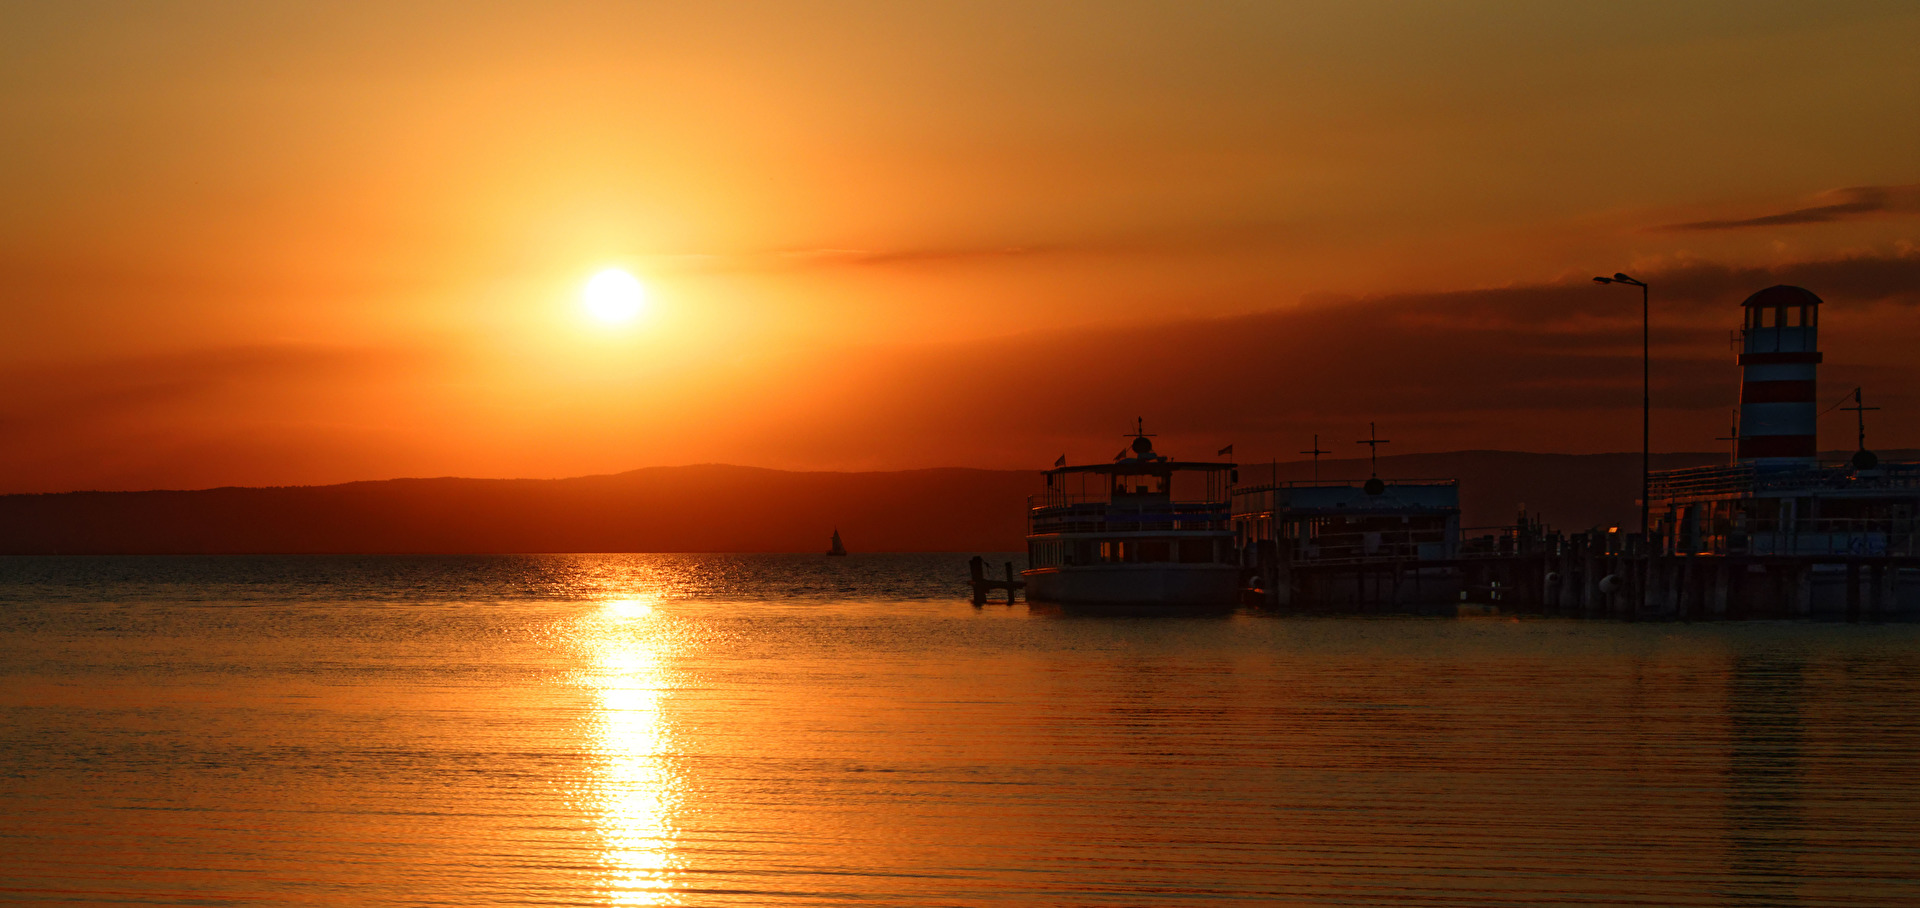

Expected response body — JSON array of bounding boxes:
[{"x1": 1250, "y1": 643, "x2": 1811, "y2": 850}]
[{"x1": 1736, "y1": 285, "x2": 1823, "y2": 462}]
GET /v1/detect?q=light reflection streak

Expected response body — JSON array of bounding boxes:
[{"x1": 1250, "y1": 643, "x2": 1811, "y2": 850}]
[{"x1": 583, "y1": 596, "x2": 683, "y2": 906}]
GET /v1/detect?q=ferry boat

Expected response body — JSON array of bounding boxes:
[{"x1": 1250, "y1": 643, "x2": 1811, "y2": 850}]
[{"x1": 1023, "y1": 424, "x2": 1241, "y2": 605}]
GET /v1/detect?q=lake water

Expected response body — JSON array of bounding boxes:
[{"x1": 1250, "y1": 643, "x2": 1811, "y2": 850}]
[{"x1": 2, "y1": 553, "x2": 1918, "y2": 906}]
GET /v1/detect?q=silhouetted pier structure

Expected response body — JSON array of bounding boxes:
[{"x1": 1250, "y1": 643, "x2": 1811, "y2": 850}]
[
  {"x1": 968, "y1": 555, "x2": 1024, "y2": 605},
  {"x1": 1233, "y1": 515, "x2": 1919, "y2": 619},
  {"x1": 1225, "y1": 284, "x2": 1920, "y2": 619},
  {"x1": 1002, "y1": 283, "x2": 1920, "y2": 618}
]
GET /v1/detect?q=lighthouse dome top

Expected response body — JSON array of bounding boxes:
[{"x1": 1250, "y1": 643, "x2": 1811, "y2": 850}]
[{"x1": 1741, "y1": 285, "x2": 1823, "y2": 308}]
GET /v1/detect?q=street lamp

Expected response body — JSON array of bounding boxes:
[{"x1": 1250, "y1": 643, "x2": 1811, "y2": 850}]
[{"x1": 1594, "y1": 270, "x2": 1650, "y2": 556}]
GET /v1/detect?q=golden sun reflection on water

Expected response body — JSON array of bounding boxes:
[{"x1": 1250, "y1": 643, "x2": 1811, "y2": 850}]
[{"x1": 582, "y1": 597, "x2": 683, "y2": 906}]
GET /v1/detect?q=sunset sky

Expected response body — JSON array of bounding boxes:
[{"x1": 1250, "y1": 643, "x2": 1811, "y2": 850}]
[{"x1": 4, "y1": 1, "x2": 1918, "y2": 493}]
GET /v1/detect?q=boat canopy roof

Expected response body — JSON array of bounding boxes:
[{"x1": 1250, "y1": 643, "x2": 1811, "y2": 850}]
[
  {"x1": 1046, "y1": 460, "x2": 1234, "y2": 477},
  {"x1": 1046, "y1": 424, "x2": 1234, "y2": 476}
]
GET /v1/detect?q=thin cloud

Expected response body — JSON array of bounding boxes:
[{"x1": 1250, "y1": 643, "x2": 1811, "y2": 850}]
[
  {"x1": 1656, "y1": 184, "x2": 1920, "y2": 231},
  {"x1": 0, "y1": 343, "x2": 434, "y2": 433},
  {"x1": 776, "y1": 245, "x2": 1044, "y2": 267},
  {"x1": 760, "y1": 219, "x2": 1308, "y2": 272},
  {"x1": 750, "y1": 248, "x2": 1920, "y2": 465}
]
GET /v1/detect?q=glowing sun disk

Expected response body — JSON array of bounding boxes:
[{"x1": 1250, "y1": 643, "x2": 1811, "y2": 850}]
[{"x1": 585, "y1": 269, "x2": 647, "y2": 323}]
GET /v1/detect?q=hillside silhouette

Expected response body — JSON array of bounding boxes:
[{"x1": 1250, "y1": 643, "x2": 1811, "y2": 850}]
[{"x1": 3, "y1": 451, "x2": 1908, "y2": 554}]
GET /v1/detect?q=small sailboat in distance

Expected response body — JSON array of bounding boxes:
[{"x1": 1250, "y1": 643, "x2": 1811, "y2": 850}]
[{"x1": 826, "y1": 528, "x2": 848, "y2": 556}]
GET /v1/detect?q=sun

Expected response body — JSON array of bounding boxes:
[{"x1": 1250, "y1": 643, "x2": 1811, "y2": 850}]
[{"x1": 583, "y1": 268, "x2": 647, "y2": 324}]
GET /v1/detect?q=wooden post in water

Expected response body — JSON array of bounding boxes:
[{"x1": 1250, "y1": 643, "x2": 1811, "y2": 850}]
[
  {"x1": 1271, "y1": 541, "x2": 1292, "y2": 609},
  {"x1": 1559, "y1": 550, "x2": 1577, "y2": 614},
  {"x1": 1869, "y1": 563, "x2": 1885, "y2": 622},
  {"x1": 967, "y1": 556, "x2": 1023, "y2": 606},
  {"x1": 1581, "y1": 542, "x2": 1597, "y2": 616},
  {"x1": 1677, "y1": 558, "x2": 1694, "y2": 621},
  {"x1": 1847, "y1": 561, "x2": 1863, "y2": 622}
]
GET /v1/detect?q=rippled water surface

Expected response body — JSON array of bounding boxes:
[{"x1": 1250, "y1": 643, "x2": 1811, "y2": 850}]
[{"x1": 3, "y1": 554, "x2": 1918, "y2": 906}]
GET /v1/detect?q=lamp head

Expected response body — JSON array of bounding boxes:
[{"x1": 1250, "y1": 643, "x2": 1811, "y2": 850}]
[{"x1": 1592, "y1": 276, "x2": 1613, "y2": 284}]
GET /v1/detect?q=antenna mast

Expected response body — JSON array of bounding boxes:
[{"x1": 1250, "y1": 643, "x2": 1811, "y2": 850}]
[
  {"x1": 1299, "y1": 434, "x2": 1331, "y2": 483},
  {"x1": 1842, "y1": 387, "x2": 1879, "y2": 469},
  {"x1": 1356, "y1": 422, "x2": 1391, "y2": 477}
]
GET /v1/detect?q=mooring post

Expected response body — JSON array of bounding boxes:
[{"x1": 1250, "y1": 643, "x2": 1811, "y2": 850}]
[
  {"x1": 1556, "y1": 551, "x2": 1574, "y2": 614},
  {"x1": 1869, "y1": 563, "x2": 1885, "y2": 622},
  {"x1": 1677, "y1": 558, "x2": 1694, "y2": 622},
  {"x1": 1581, "y1": 542, "x2": 1597, "y2": 616},
  {"x1": 1271, "y1": 541, "x2": 1292, "y2": 609},
  {"x1": 1847, "y1": 561, "x2": 1862, "y2": 622},
  {"x1": 1004, "y1": 561, "x2": 1017, "y2": 604}
]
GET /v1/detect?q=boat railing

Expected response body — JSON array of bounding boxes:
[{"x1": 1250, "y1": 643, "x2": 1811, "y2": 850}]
[
  {"x1": 1289, "y1": 528, "x2": 1454, "y2": 564},
  {"x1": 1233, "y1": 478, "x2": 1458, "y2": 494},
  {"x1": 1650, "y1": 461, "x2": 1920, "y2": 501},
  {"x1": 1690, "y1": 517, "x2": 1918, "y2": 557},
  {"x1": 1027, "y1": 498, "x2": 1231, "y2": 535},
  {"x1": 1028, "y1": 494, "x2": 1229, "y2": 511}
]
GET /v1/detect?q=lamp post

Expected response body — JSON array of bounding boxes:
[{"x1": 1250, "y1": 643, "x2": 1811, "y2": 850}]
[
  {"x1": 1594, "y1": 272, "x2": 1650, "y2": 615},
  {"x1": 1592, "y1": 273, "x2": 1649, "y2": 543}
]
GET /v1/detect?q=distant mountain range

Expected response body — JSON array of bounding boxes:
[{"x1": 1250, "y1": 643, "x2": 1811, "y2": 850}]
[{"x1": 3, "y1": 451, "x2": 1910, "y2": 554}]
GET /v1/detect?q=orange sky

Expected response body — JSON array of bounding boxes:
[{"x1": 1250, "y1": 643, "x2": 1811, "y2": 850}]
[{"x1": 3, "y1": 2, "x2": 1918, "y2": 493}]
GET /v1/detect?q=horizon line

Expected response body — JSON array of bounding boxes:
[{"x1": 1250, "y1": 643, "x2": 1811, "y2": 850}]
[{"x1": 13, "y1": 448, "x2": 1915, "y2": 497}]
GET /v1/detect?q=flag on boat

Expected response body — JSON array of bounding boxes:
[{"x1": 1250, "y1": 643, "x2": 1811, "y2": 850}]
[
  {"x1": 1054, "y1": 454, "x2": 1067, "y2": 467},
  {"x1": 1218, "y1": 443, "x2": 1234, "y2": 457}
]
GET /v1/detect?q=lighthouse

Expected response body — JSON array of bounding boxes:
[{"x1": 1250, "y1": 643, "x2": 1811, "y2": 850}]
[
  {"x1": 1645, "y1": 283, "x2": 1919, "y2": 597},
  {"x1": 1735, "y1": 285, "x2": 1822, "y2": 463}
]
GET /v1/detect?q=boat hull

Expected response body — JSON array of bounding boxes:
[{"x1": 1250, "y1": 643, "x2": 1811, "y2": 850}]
[{"x1": 1021, "y1": 564, "x2": 1242, "y2": 606}]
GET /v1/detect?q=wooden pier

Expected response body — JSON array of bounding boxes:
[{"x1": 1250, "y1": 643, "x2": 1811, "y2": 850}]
[
  {"x1": 1246, "y1": 529, "x2": 1920, "y2": 620},
  {"x1": 968, "y1": 555, "x2": 1024, "y2": 605}
]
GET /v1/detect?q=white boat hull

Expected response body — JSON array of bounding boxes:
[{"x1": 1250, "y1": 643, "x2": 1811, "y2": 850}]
[{"x1": 1021, "y1": 564, "x2": 1242, "y2": 606}]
